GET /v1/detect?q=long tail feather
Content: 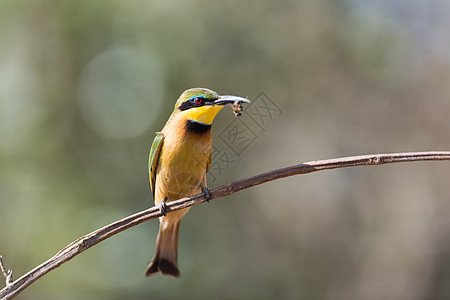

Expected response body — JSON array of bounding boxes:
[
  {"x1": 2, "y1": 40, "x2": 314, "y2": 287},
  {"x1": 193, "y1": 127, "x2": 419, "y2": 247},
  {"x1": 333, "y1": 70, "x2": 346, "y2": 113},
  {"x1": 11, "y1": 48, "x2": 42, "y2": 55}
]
[{"x1": 145, "y1": 220, "x2": 181, "y2": 277}]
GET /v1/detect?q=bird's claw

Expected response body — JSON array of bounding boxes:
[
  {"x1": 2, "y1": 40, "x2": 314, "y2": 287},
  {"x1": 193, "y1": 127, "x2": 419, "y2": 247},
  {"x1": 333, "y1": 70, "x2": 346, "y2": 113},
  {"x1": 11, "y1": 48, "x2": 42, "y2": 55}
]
[
  {"x1": 203, "y1": 188, "x2": 211, "y2": 203},
  {"x1": 160, "y1": 197, "x2": 168, "y2": 216}
]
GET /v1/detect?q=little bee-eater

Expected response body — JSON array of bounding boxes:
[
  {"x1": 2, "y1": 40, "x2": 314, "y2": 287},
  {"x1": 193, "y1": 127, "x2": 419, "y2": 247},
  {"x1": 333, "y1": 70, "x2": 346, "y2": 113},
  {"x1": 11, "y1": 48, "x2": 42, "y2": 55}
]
[{"x1": 145, "y1": 88, "x2": 249, "y2": 277}]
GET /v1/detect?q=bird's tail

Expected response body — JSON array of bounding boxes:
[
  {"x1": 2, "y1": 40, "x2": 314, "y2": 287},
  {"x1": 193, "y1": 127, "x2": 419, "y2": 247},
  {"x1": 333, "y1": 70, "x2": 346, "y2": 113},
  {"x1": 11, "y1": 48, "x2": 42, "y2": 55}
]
[{"x1": 145, "y1": 219, "x2": 181, "y2": 277}]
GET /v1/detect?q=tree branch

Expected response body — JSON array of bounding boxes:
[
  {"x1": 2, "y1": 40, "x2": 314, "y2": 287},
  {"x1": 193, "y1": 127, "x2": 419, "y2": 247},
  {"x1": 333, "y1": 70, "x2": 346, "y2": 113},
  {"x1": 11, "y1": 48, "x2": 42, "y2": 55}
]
[
  {"x1": 1, "y1": 151, "x2": 450, "y2": 299},
  {"x1": 0, "y1": 257, "x2": 13, "y2": 287}
]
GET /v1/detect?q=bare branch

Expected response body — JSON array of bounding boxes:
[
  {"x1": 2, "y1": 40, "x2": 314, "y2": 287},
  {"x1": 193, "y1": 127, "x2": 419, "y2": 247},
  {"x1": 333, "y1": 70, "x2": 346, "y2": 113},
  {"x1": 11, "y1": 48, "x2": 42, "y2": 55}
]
[
  {"x1": 1, "y1": 151, "x2": 450, "y2": 299},
  {"x1": 0, "y1": 256, "x2": 13, "y2": 287}
]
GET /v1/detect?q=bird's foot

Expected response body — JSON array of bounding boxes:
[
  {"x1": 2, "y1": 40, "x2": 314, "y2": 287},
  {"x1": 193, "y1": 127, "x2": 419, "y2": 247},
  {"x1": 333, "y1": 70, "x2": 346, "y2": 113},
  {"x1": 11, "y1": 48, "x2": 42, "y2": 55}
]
[
  {"x1": 160, "y1": 197, "x2": 168, "y2": 216},
  {"x1": 203, "y1": 188, "x2": 211, "y2": 203}
]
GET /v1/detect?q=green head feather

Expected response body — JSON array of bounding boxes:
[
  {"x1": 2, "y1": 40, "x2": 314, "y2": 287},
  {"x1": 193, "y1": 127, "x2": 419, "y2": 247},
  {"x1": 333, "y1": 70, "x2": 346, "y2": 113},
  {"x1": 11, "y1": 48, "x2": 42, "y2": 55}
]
[{"x1": 174, "y1": 88, "x2": 220, "y2": 111}]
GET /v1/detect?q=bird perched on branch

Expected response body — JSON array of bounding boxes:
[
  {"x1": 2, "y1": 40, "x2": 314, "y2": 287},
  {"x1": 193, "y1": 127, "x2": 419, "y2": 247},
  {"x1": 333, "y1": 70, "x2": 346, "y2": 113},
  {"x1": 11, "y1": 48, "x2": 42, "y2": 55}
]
[{"x1": 145, "y1": 88, "x2": 249, "y2": 277}]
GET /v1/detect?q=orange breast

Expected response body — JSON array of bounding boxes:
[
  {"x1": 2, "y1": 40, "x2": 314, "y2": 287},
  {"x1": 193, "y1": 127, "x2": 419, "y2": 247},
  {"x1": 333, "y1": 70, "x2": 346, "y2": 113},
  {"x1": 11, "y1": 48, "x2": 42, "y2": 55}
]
[{"x1": 154, "y1": 114, "x2": 212, "y2": 210}]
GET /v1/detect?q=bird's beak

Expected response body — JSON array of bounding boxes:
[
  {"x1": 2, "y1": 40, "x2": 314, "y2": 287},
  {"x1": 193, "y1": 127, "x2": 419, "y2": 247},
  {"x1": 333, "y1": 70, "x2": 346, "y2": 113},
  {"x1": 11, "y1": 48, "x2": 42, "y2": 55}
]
[{"x1": 212, "y1": 95, "x2": 251, "y2": 106}]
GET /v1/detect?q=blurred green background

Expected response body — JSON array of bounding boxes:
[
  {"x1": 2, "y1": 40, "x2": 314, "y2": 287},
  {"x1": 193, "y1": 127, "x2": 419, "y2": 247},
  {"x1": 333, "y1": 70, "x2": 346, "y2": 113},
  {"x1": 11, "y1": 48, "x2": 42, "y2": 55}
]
[{"x1": 1, "y1": 0, "x2": 450, "y2": 299}]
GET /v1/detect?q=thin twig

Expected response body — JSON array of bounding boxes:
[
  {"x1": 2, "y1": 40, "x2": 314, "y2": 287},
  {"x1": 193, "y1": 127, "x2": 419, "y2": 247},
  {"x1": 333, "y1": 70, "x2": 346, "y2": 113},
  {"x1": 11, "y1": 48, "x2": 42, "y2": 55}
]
[
  {"x1": 0, "y1": 257, "x2": 13, "y2": 287},
  {"x1": 1, "y1": 151, "x2": 450, "y2": 300}
]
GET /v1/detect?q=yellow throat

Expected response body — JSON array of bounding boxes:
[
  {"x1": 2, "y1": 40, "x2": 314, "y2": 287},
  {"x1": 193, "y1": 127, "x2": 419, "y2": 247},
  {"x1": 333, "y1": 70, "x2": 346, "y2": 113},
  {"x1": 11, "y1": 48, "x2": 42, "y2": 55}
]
[{"x1": 180, "y1": 105, "x2": 224, "y2": 125}]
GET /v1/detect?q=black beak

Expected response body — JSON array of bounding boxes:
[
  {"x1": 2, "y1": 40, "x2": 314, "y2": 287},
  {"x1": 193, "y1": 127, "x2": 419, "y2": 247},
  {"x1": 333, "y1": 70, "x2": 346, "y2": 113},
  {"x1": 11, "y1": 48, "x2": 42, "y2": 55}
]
[{"x1": 212, "y1": 95, "x2": 251, "y2": 106}]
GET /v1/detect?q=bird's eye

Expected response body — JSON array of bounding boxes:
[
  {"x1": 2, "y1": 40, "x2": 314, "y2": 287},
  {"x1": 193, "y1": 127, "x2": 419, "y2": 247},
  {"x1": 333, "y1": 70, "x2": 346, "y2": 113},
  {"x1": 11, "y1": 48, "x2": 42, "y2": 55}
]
[{"x1": 194, "y1": 97, "x2": 203, "y2": 104}]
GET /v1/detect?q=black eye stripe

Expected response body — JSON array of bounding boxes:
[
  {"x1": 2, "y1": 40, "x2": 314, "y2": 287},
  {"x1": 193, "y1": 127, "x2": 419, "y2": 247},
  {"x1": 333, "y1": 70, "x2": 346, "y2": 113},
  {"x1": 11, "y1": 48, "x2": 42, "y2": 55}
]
[
  {"x1": 178, "y1": 101, "x2": 195, "y2": 111},
  {"x1": 178, "y1": 95, "x2": 215, "y2": 111}
]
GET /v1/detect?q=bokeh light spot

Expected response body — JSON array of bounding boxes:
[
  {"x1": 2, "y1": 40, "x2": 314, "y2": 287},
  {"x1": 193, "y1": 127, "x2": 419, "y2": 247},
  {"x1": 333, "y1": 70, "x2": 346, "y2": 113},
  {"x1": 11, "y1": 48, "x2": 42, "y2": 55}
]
[{"x1": 77, "y1": 47, "x2": 164, "y2": 139}]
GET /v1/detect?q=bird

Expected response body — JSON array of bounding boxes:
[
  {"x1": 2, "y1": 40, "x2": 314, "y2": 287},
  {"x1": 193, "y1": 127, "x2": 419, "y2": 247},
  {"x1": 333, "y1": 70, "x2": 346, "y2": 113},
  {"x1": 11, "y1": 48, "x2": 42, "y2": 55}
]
[{"x1": 145, "y1": 88, "x2": 250, "y2": 277}]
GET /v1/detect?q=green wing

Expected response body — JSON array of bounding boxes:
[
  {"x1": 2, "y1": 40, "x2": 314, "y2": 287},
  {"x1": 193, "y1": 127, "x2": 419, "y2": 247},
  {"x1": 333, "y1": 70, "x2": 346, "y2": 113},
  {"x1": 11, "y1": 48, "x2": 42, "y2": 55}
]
[{"x1": 149, "y1": 132, "x2": 164, "y2": 198}]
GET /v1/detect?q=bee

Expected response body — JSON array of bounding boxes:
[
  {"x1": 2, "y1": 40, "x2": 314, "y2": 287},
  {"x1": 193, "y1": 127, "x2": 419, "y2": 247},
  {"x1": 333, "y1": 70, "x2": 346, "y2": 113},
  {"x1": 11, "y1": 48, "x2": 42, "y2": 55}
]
[{"x1": 231, "y1": 100, "x2": 246, "y2": 117}]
